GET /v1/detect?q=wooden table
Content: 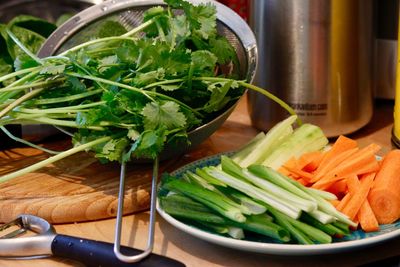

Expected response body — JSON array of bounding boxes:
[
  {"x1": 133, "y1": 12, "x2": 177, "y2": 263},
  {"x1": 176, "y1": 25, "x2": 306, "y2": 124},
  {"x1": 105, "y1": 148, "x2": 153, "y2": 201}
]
[{"x1": 0, "y1": 94, "x2": 398, "y2": 267}]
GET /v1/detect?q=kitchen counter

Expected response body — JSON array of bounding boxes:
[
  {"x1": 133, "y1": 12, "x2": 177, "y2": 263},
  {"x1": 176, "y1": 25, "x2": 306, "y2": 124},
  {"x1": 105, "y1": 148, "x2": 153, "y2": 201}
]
[{"x1": 0, "y1": 94, "x2": 398, "y2": 267}]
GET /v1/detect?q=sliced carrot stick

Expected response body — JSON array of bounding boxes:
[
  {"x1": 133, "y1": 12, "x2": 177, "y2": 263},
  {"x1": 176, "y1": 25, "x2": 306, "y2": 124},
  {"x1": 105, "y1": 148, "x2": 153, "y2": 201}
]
[
  {"x1": 311, "y1": 148, "x2": 379, "y2": 190},
  {"x1": 341, "y1": 172, "x2": 376, "y2": 221},
  {"x1": 343, "y1": 174, "x2": 379, "y2": 232},
  {"x1": 326, "y1": 179, "x2": 348, "y2": 197},
  {"x1": 296, "y1": 177, "x2": 309, "y2": 186},
  {"x1": 358, "y1": 200, "x2": 379, "y2": 232},
  {"x1": 336, "y1": 193, "x2": 352, "y2": 212},
  {"x1": 282, "y1": 156, "x2": 299, "y2": 169},
  {"x1": 297, "y1": 151, "x2": 324, "y2": 172},
  {"x1": 281, "y1": 165, "x2": 314, "y2": 182},
  {"x1": 313, "y1": 135, "x2": 358, "y2": 176},
  {"x1": 311, "y1": 147, "x2": 359, "y2": 182},
  {"x1": 368, "y1": 149, "x2": 400, "y2": 224},
  {"x1": 330, "y1": 199, "x2": 340, "y2": 207},
  {"x1": 345, "y1": 174, "x2": 359, "y2": 194}
]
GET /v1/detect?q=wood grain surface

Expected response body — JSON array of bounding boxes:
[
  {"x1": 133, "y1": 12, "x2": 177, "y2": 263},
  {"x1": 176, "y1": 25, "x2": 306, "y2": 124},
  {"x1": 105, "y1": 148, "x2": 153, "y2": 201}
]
[{"x1": 0, "y1": 139, "x2": 182, "y2": 223}]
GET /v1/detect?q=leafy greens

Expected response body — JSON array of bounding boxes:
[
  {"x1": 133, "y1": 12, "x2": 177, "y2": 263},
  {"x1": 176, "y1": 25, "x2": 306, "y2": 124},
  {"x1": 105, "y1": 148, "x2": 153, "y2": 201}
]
[{"x1": 0, "y1": 0, "x2": 296, "y2": 183}]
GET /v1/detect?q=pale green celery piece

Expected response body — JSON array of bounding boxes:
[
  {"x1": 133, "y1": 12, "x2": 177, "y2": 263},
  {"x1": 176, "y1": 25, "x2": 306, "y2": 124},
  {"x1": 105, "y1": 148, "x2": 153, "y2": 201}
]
[
  {"x1": 229, "y1": 191, "x2": 267, "y2": 215},
  {"x1": 205, "y1": 167, "x2": 301, "y2": 219},
  {"x1": 247, "y1": 165, "x2": 316, "y2": 202},
  {"x1": 230, "y1": 131, "x2": 265, "y2": 164},
  {"x1": 307, "y1": 209, "x2": 336, "y2": 224},
  {"x1": 236, "y1": 115, "x2": 297, "y2": 167},
  {"x1": 286, "y1": 180, "x2": 357, "y2": 228},
  {"x1": 219, "y1": 186, "x2": 267, "y2": 215},
  {"x1": 306, "y1": 187, "x2": 338, "y2": 201},
  {"x1": 183, "y1": 171, "x2": 216, "y2": 191},
  {"x1": 261, "y1": 123, "x2": 329, "y2": 170},
  {"x1": 241, "y1": 169, "x2": 317, "y2": 212},
  {"x1": 227, "y1": 227, "x2": 245, "y2": 239},
  {"x1": 195, "y1": 167, "x2": 227, "y2": 187},
  {"x1": 310, "y1": 191, "x2": 357, "y2": 228}
]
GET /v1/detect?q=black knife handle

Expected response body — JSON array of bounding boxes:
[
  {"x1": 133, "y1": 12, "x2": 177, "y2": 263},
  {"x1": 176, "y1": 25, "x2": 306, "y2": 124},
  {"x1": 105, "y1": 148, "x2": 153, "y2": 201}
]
[{"x1": 51, "y1": 234, "x2": 185, "y2": 267}]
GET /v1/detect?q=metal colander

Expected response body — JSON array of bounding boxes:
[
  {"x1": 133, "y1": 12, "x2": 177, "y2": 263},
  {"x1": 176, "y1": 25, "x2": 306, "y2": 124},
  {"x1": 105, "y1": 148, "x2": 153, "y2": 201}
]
[{"x1": 35, "y1": 0, "x2": 258, "y2": 263}]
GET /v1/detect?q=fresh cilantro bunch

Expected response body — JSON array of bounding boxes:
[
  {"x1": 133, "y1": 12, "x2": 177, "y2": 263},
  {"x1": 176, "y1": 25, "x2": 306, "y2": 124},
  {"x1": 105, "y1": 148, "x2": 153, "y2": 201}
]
[{"x1": 0, "y1": 0, "x2": 295, "y2": 183}]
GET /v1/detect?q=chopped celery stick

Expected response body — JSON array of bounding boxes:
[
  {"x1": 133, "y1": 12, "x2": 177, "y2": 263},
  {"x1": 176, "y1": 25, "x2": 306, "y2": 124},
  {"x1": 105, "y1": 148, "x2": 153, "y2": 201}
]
[
  {"x1": 183, "y1": 171, "x2": 216, "y2": 191},
  {"x1": 159, "y1": 195, "x2": 227, "y2": 224},
  {"x1": 268, "y1": 207, "x2": 313, "y2": 245},
  {"x1": 218, "y1": 186, "x2": 267, "y2": 215},
  {"x1": 300, "y1": 213, "x2": 346, "y2": 236},
  {"x1": 261, "y1": 123, "x2": 328, "y2": 170},
  {"x1": 227, "y1": 227, "x2": 245, "y2": 239},
  {"x1": 164, "y1": 179, "x2": 246, "y2": 223},
  {"x1": 230, "y1": 214, "x2": 291, "y2": 242},
  {"x1": 306, "y1": 187, "x2": 338, "y2": 201},
  {"x1": 241, "y1": 168, "x2": 317, "y2": 212},
  {"x1": 247, "y1": 165, "x2": 316, "y2": 202},
  {"x1": 307, "y1": 209, "x2": 336, "y2": 224},
  {"x1": 237, "y1": 115, "x2": 297, "y2": 167},
  {"x1": 221, "y1": 155, "x2": 249, "y2": 181},
  {"x1": 205, "y1": 166, "x2": 302, "y2": 219},
  {"x1": 196, "y1": 167, "x2": 226, "y2": 187},
  {"x1": 221, "y1": 157, "x2": 314, "y2": 213},
  {"x1": 231, "y1": 131, "x2": 265, "y2": 164}
]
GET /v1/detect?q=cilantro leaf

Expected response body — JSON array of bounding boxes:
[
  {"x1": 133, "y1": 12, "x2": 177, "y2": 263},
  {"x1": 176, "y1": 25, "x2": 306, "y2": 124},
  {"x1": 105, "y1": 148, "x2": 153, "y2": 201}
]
[
  {"x1": 39, "y1": 63, "x2": 66, "y2": 75},
  {"x1": 142, "y1": 101, "x2": 186, "y2": 131},
  {"x1": 191, "y1": 50, "x2": 217, "y2": 75}
]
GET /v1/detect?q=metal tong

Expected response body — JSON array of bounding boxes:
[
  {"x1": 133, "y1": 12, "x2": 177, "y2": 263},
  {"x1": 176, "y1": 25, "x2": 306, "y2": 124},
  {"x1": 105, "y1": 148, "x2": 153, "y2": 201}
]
[{"x1": 0, "y1": 213, "x2": 184, "y2": 267}]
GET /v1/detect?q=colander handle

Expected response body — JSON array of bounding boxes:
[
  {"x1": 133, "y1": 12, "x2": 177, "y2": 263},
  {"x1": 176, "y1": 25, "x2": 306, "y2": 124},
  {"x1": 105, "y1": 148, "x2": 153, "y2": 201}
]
[{"x1": 51, "y1": 234, "x2": 185, "y2": 267}]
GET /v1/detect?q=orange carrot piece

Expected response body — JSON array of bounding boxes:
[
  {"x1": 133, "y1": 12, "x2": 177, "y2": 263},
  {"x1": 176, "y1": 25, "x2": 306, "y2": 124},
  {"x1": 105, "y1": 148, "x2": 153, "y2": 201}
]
[
  {"x1": 314, "y1": 135, "x2": 358, "y2": 175},
  {"x1": 343, "y1": 174, "x2": 379, "y2": 232},
  {"x1": 311, "y1": 148, "x2": 379, "y2": 190},
  {"x1": 278, "y1": 166, "x2": 292, "y2": 177},
  {"x1": 345, "y1": 174, "x2": 359, "y2": 194},
  {"x1": 311, "y1": 148, "x2": 359, "y2": 182},
  {"x1": 330, "y1": 199, "x2": 340, "y2": 207},
  {"x1": 336, "y1": 193, "x2": 352, "y2": 212},
  {"x1": 341, "y1": 172, "x2": 376, "y2": 221},
  {"x1": 326, "y1": 179, "x2": 348, "y2": 197},
  {"x1": 281, "y1": 165, "x2": 314, "y2": 182},
  {"x1": 296, "y1": 177, "x2": 309, "y2": 186},
  {"x1": 358, "y1": 200, "x2": 379, "y2": 232},
  {"x1": 283, "y1": 156, "x2": 299, "y2": 169},
  {"x1": 368, "y1": 149, "x2": 400, "y2": 224},
  {"x1": 297, "y1": 151, "x2": 324, "y2": 172}
]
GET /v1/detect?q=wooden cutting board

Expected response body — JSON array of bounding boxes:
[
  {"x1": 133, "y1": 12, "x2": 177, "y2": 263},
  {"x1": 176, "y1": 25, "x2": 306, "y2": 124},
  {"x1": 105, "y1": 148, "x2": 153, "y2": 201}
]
[{"x1": 0, "y1": 139, "x2": 179, "y2": 224}]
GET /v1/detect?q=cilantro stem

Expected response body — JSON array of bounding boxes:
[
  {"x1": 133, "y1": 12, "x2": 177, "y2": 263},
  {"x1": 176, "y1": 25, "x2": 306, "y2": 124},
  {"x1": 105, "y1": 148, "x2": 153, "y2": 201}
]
[
  {"x1": 0, "y1": 88, "x2": 44, "y2": 119},
  {"x1": 0, "y1": 70, "x2": 41, "y2": 103},
  {"x1": 31, "y1": 88, "x2": 102, "y2": 105},
  {"x1": 59, "y1": 36, "x2": 136, "y2": 57},
  {"x1": 6, "y1": 28, "x2": 44, "y2": 65},
  {"x1": 0, "y1": 66, "x2": 41, "y2": 84},
  {"x1": 122, "y1": 18, "x2": 155, "y2": 37},
  {"x1": 68, "y1": 72, "x2": 203, "y2": 117},
  {"x1": 0, "y1": 78, "x2": 64, "y2": 92},
  {"x1": 67, "y1": 72, "x2": 155, "y2": 101},
  {"x1": 5, "y1": 69, "x2": 41, "y2": 88},
  {"x1": 29, "y1": 117, "x2": 105, "y2": 131},
  {"x1": 18, "y1": 101, "x2": 106, "y2": 114},
  {"x1": 0, "y1": 136, "x2": 111, "y2": 183},
  {"x1": 195, "y1": 77, "x2": 302, "y2": 125},
  {"x1": 0, "y1": 126, "x2": 61, "y2": 155},
  {"x1": 142, "y1": 79, "x2": 184, "y2": 89},
  {"x1": 59, "y1": 19, "x2": 155, "y2": 57}
]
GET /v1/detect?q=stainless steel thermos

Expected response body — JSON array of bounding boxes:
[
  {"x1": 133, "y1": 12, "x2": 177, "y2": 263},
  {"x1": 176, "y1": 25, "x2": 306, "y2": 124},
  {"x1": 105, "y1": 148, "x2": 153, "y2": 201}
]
[{"x1": 248, "y1": 0, "x2": 374, "y2": 137}]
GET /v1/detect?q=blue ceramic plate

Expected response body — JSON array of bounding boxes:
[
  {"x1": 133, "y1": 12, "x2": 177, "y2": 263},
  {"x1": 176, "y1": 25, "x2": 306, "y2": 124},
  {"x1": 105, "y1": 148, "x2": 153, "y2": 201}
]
[{"x1": 156, "y1": 153, "x2": 400, "y2": 255}]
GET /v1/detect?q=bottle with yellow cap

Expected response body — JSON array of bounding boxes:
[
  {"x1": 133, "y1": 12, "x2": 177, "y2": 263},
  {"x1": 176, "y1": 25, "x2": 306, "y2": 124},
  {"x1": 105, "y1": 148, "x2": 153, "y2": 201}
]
[{"x1": 393, "y1": 14, "x2": 400, "y2": 147}]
